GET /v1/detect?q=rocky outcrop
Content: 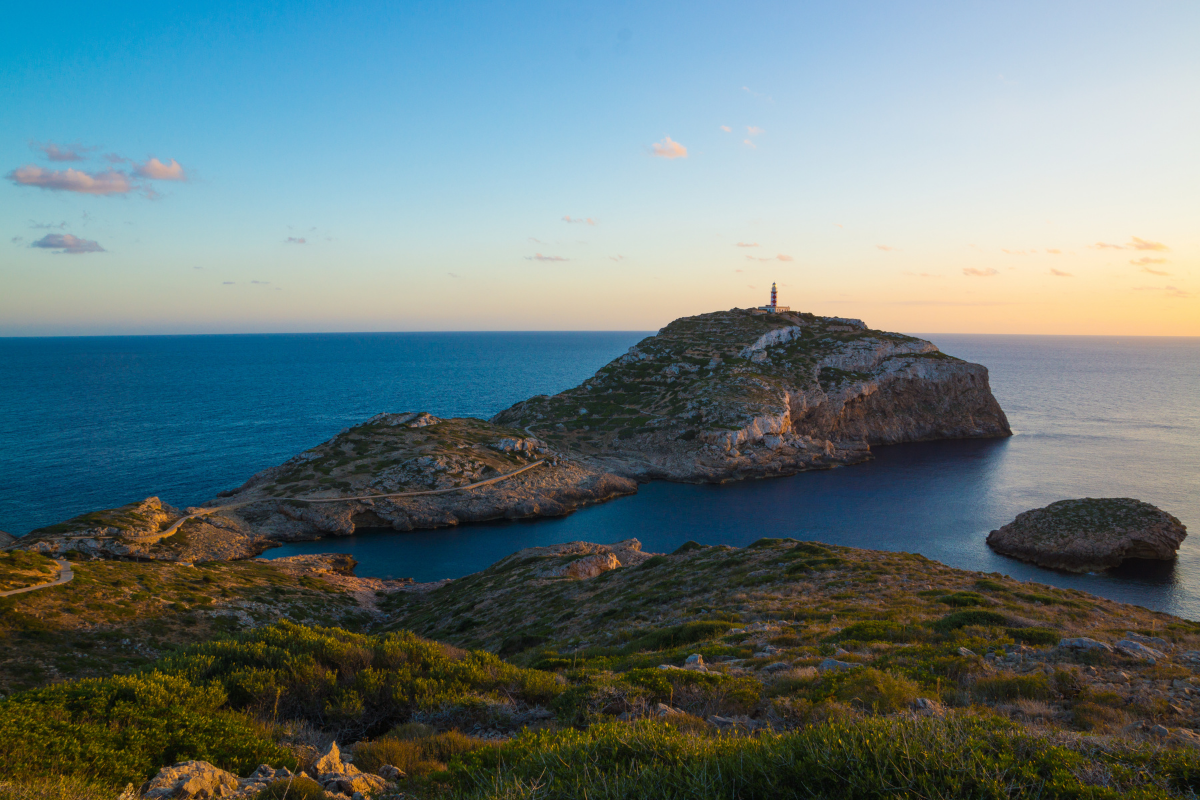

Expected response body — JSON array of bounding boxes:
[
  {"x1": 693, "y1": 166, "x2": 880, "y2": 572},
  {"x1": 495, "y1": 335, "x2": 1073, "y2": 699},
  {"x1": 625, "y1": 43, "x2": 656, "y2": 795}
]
[
  {"x1": 987, "y1": 498, "x2": 1187, "y2": 572},
  {"x1": 492, "y1": 308, "x2": 1010, "y2": 482},
  {"x1": 139, "y1": 751, "x2": 393, "y2": 800},
  {"x1": 0, "y1": 530, "x2": 14, "y2": 549},
  {"x1": 16, "y1": 497, "x2": 269, "y2": 563}
]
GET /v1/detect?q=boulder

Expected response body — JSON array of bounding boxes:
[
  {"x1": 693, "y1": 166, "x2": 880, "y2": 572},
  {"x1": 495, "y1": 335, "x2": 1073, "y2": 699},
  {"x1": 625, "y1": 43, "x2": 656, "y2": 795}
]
[
  {"x1": 325, "y1": 772, "x2": 387, "y2": 796},
  {"x1": 141, "y1": 761, "x2": 239, "y2": 799},
  {"x1": 377, "y1": 764, "x2": 405, "y2": 781},
  {"x1": 312, "y1": 741, "x2": 347, "y2": 775},
  {"x1": 986, "y1": 498, "x2": 1186, "y2": 572},
  {"x1": 818, "y1": 658, "x2": 857, "y2": 673},
  {"x1": 1115, "y1": 639, "x2": 1165, "y2": 662}
]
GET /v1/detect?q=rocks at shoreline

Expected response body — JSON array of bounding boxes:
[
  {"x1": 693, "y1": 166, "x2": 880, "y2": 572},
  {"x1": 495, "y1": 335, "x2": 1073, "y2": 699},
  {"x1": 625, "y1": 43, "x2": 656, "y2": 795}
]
[
  {"x1": 0, "y1": 530, "x2": 14, "y2": 548},
  {"x1": 987, "y1": 498, "x2": 1187, "y2": 572},
  {"x1": 492, "y1": 308, "x2": 1010, "y2": 482}
]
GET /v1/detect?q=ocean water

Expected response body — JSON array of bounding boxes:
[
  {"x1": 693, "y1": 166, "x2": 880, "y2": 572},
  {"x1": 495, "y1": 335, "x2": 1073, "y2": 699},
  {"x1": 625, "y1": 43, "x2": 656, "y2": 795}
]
[{"x1": 1, "y1": 333, "x2": 1198, "y2": 616}]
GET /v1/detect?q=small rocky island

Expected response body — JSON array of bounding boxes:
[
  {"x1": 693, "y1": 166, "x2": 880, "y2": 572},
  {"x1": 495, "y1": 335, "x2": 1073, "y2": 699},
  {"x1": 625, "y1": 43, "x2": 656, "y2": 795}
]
[{"x1": 987, "y1": 498, "x2": 1188, "y2": 572}]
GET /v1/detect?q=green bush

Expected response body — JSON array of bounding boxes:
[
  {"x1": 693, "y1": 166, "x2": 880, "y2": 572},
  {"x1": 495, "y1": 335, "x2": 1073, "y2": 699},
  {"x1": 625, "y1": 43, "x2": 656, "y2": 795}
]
[
  {"x1": 827, "y1": 668, "x2": 919, "y2": 714},
  {"x1": 154, "y1": 622, "x2": 563, "y2": 738},
  {"x1": 973, "y1": 674, "x2": 1053, "y2": 702},
  {"x1": 936, "y1": 592, "x2": 989, "y2": 608},
  {"x1": 619, "y1": 621, "x2": 737, "y2": 653},
  {"x1": 672, "y1": 541, "x2": 705, "y2": 554},
  {"x1": 0, "y1": 672, "x2": 291, "y2": 789},
  {"x1": 830, "y1": 621, "x2": 915, "y2": 644},
  {"x1": 1008, "y1": 627, "x2": 1059, "y2": 646},
  {"x1": 933, "y1": 610, "x2": 1009, "y2": 631}
]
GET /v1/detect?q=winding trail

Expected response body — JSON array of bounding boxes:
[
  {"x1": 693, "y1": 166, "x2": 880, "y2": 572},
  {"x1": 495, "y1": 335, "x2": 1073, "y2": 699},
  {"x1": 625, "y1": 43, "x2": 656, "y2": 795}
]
[
  {"x1": 0, "y1": 558, "x2": 73, "y2": 598},
  {"x1": 158, "y1": 459, "x2": 547, "y2": 538}
]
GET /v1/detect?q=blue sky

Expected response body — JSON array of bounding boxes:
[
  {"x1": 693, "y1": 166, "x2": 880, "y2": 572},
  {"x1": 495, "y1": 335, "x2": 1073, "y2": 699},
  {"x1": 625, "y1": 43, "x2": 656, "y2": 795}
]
[{"x1": 3, "y1": 1, "x2": 1197, "y2": 335}]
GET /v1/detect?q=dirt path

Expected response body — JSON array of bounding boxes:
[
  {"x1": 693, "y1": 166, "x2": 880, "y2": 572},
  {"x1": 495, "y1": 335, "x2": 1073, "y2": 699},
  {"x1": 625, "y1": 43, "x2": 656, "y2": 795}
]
[
  {"x1": 158, "y1": 459, "x2": 547, "y2": 538},
  {"x1": 0, "y1": 558, "x2": 73, "y2": 598}
]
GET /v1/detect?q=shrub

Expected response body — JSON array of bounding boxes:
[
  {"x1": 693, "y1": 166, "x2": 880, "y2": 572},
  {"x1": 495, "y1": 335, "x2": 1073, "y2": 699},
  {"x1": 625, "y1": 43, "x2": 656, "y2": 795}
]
[
  {"x1": 637, "y1": 556, "x2": 668, "y2": 570},
  {"x1": 619, "y1": 621, "x2": 737, "y2": 653},
  {"x1": 672, "y1": 541, "x2": 705, "y2": 554},
  {"x1": 154, "y1": 622, "x2": 564, "y2": 738},
  {"x1": 256, "y1": 777, "x2": 328, "y2": 799},
  {"x1": 0, "y1": 672, "x2": 292, "y2": 789},
  {"x1": 936, "y1": 592, "x2": 989, "y2": 608},
  {"x1": 830, "y1": 621, "x2": 915, "y2": 644},
  {"x1": 1008, "y1": 627, "x2": 1059, "y2": 646},
  {"x1": 973, "y1": 674, "x2": 1053, "y2": 702},
  {"x1": 932, "y1": 610, "x2": 1008, "y2": 631},
  {"x1": 356, "y1": 728, "x2": 496, "y2": 777},
  {"x1": 827, "y1": 668, "x2": 919, "y2": 714}
]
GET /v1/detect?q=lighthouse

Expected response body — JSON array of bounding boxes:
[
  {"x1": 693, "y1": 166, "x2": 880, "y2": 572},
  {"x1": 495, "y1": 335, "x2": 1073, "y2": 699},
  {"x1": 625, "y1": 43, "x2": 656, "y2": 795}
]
[{"x1": 757, "y1": 282, "x2": 791, "y2": 313}]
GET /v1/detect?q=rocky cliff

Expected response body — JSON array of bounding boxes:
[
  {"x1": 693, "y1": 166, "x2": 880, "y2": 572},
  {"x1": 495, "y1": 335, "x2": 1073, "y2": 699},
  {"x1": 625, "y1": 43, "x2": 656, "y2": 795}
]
[{"x1": 492, "y1": 308, "x2": 1010, "y2": 481}]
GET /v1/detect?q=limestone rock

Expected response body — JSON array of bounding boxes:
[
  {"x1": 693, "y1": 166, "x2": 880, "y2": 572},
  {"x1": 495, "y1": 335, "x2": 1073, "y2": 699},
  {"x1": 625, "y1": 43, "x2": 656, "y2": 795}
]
[
  {"x1": 987, "y1": 498, "x2": 1186, "y2": 572},
  {"x1": 1115, "y1": 639, "x2": 1165, "y2": 662},
  {"x1": 0, "y1": 530, "x2": 14, "y2": 548},
  {"x1": 818, "y1": 658, "x2": 857, "y2": 673},
  {"x1": 141, "y1": 760, "x2": 239, "y2": 799},
  {"x1": 377, "y1": 764, "x2": 405, "y2": 780},
  {"x1": 312, "y1": 741, "x2": 347, "y2": 775}
]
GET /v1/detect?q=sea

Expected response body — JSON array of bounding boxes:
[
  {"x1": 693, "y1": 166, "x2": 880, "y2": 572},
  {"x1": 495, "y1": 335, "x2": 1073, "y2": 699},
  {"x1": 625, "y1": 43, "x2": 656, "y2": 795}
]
[{"x1": 1, "y1": 332, "x2": 1197, "y2": 617}]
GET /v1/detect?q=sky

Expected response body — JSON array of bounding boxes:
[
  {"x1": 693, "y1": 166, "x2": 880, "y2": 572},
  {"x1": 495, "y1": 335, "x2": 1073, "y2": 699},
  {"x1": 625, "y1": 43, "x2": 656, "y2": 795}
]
[{"x1": 2, "y1": 0, "x2": 1198, "y2": 336}]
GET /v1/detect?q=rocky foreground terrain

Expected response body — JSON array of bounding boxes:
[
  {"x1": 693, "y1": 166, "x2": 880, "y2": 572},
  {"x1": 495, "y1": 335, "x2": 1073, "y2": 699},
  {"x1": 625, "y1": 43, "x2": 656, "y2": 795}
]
[
  {"x1": 988, "y1": 497, "x2": 1189, "y2": 572},
  {"x1": 494, "y1": 308, "x2": 1010, "y2": 481},
  {"x1": 5, "y1": 538, "x2": 1200, "y2": 798}
]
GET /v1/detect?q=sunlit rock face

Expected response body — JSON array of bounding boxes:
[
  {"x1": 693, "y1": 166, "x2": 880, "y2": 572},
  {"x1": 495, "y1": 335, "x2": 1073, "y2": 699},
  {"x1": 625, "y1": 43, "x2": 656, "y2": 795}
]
[{"x1": 492, "y1": 308, "x2": 1011, "y2": 482}]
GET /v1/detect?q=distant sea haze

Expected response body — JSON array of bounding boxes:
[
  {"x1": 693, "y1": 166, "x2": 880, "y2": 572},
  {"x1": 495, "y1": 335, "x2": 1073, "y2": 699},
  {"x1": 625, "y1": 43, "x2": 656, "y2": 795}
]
[{"x1": 1, "y1": 332, "x2": 1197, "y2": 617}]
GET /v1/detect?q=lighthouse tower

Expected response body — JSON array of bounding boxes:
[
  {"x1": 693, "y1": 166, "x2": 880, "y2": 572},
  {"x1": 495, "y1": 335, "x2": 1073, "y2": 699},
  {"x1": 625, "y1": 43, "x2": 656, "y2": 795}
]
[{"x1": 757, "y1": 282, "x2": 790, "y2": 313}]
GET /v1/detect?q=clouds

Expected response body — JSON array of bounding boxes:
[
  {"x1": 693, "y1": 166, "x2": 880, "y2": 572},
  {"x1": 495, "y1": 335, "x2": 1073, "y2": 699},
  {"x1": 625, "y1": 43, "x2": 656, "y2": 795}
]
[
  {"x1": 1046, "y1": 248, "x2": 1062, "y2": 254},
  {"x1": 133, "y1": 157, "x2": 186, "y2": 181},
  {"x1": 1049, "y1": 268, "x2": 1073, "y2": 277},
  {"x1": 1129, "y1": 236, "x2": 1169, "y2": 252},
  {"x1": 650, "y1": 136, "x2": 687, "y2": 159},
  {"x1": 285, "y1": 237, "x2": 307, "y2": 244},
  {"x1": 745, "y1": 254, "x2": 793, "y2": 262},
  {"x1": 7, "y1": 143, "x2": 189, "y2": 198},
  {"x1": 876, "y1": 244, "x2": 897, "y2": 252},
  {"x1": 1135, "y1": 286, "x2": 1190, "y2": 298},
  {"x1": 719, "y1": 125, "x2": 731, "y2": 132},
  {"x1": 32, "y1": 141, "x2": 94, "y2": 162},
  {"x1": 30, "y1": 233, "x2": 104, "y2": 254},
  {"x1": 562, "y1": 216, "x2": 596, "y2": 225},
  {"x1": 8, "y1": 165, "x2": 133, "y2": 195},
  {"x1": 1093, "y1": 237, "x2": 1171, "y2": 252},
  {"x1": 1140, "y1": 266, "x2": 1170, "y2": 276},
  {"x1": 776, "y1": 254, "x2": 793, "y2": 262},
  {"x1": 746, "y1": 126, "x2": 764, "y2": 136},
  {"x1": 736, "y1": 241, "x2": 759, "y2": 248},
  {"x1": 963, "y1": 267, "x2": 999, "y2": 277},
  {"x1": 525, "y1": 253, "x2": 568, "y2": 262}
]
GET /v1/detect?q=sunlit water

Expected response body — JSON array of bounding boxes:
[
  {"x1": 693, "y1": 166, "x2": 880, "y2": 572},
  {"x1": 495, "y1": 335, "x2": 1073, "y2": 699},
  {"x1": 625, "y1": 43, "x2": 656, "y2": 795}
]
[{"x1": 1, "y1": 333, "x2": 1196, "y2": 616}]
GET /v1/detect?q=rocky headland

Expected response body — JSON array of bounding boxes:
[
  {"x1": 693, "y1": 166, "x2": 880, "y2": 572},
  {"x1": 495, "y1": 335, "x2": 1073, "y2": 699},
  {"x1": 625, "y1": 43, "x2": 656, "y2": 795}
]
[
  {"x1": 7, "y1": 308, "x2": 1009, "y2": 560},
  {"x1": 493, "y1": 308, "x2": 1010, "y2": 481},
  {"x1": 987, "y1": 498, "x2": 1188, "y2": 572}
]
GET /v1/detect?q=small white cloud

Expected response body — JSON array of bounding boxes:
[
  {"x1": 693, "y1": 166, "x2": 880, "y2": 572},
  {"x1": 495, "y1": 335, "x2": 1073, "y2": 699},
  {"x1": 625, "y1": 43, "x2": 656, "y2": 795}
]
[
  {"x1": 285, "y1": 237, "x2": 307, "y2": 244},
  {"x1": 562, "y1": 216, "x2": 597, "y2": 225},
  {"x1": 525, "y1": 253, "x2": 568, "y2": 262},
  {"x1": 876, "y1": 245, "x2": 897, "y2": 252},
  {"x1": 736, "y1": 242, "x2": 759, "y2": 248},
  {"x1": 963, "y1": 267, "x2": 999, "y2": 277},
  {"x1": 742, "y1": 139, "x2": 756, "y2": 148},
  {"x1": 1049, "y1": 268, "x2": 1072, "y2": 277},
  {"x1": 720, "y1": 125, "x2": 731, "y2": 132},
  {"x1": 609, "y1": 255, "x2": 626, "y2": 262},
  {"x1": 776, "y1": 254, "x2": 793, "y2": 262},
  {"x1": 1134, "y1": 285, "x2": 1190, "y2": 298},
  {"x1": 1131, "y1": 257, "x2": 1167, "y2": 266},
  {"x1": 746, "y1": 126, "x2": 764, "y2": 136},
  {"x1": 31, "y1": 141, "x2": 94, "y2": 162},
  {"x1": 1046, "y1": 248, "x2": 1062, "y2": 254},
  {"x1": 650, "y1": 136, "x2": 687, "y2": 159},
  {"x1": 8, "y1": 165, "x2": 132, "y2": 195}
]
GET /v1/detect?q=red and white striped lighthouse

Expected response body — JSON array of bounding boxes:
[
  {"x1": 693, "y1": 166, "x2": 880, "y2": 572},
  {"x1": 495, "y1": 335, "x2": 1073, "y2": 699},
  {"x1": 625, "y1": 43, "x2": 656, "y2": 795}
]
[{"x1": 770, "y1": 282, "x2": 777, "y2": 309}]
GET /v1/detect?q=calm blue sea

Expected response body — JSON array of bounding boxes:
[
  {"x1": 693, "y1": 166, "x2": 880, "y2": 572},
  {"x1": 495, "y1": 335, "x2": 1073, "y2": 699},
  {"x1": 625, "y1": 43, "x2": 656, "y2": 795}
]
[{"x1": 1, "y1": 333, "x2": 1197, "y2": 616}]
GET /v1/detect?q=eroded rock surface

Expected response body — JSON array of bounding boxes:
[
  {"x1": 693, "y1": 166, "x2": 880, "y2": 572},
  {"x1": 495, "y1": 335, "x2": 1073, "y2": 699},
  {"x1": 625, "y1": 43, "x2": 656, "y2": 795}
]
[
  {"x1": 987, "y1": 498, "x2": 1187, "y2": 572},
  {"x1": 492, "y1": 308, "x2": 1010, "y2": 481},
  {"x1": 0, "y1": 530, "x2": 14, "y2": 548}
]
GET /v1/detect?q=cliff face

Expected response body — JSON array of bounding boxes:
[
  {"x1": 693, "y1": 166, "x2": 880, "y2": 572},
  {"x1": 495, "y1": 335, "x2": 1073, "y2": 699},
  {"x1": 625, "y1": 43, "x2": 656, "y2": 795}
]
[{"x1": 492, "y1": 309, "x2": 1010, "y2": 481}]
